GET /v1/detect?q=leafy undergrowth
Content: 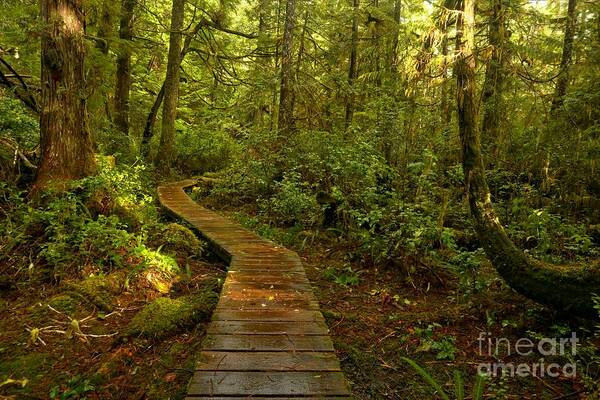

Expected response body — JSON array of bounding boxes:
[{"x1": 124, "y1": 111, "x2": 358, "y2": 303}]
[{"x1": 0, "y1": 165, "x2": 226, "y2": 399}]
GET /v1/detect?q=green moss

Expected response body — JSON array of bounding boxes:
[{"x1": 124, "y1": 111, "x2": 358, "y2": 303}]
[
  {"x1": 63, "y1": 272, "x2": 125, "y2": 312},
  {"x1": 125, "y1": 290, "x2": 218, "y2": 339},
  {"x1": 147, "y1": 223, "x2": 204, "y2": 258},
  {"x1": 47, "y1": 294, "x2": 81, "y2": 315},
  {"x1": 0, "y1": 353, "x2": 52, "y2": 394}
]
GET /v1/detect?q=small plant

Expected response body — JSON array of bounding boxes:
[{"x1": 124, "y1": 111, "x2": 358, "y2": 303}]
[
  {"x1": 401, "y1": 357, "x2": 486, "y2": 400},
  {"x1": 414, "y1": 323, "x2": 458, "y2": 360},
  {"x1": 49, "y1": 375, "x2": 95, "y2": 400},
  {"x1": 323, "y1": 265, "x2": 361, "y2": 287}
]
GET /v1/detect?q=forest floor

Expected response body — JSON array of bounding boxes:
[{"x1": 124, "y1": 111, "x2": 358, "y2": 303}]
[
  {"x1": 0, "y1": 258, "x2": 226, "y2": 400},
  {"x1": 217, "y1": 207, "x2": 599, "y2": 400},
  {"x1": 1, "y1": 198, "x2": 598, "y2": 400}
]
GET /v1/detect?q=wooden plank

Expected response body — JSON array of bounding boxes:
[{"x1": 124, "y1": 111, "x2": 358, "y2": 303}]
[
  {"x1": 216, "y1": 298, "x2": 320, "y2": 310},
  {"x1": 196, "y1": 351, "x2": 341, "y2": 371},
  {"x1": 226, "y1": 272, "x2": 309, "y2": 283},
  {"x1": 202, "y1": 334, "x2": 335, "y2": 352},
  {"x1": 207, "y1": 321, "x2": 329, "y2": 335},
  {"x1": 222, "y1": 289, "x2": 315, "y2": 302},
  {"x1": 212, "y1": 309, "x2": 325, "y2": 322},
  {"x1": 187, "y1": 371, "x2": 350, "y2": 396},
  {"x1": 185, "y1": 397, "x2": 352, "y2": 400},
  {"x1": 223, "y1": 282, "x2": 314, "y2": 292}
]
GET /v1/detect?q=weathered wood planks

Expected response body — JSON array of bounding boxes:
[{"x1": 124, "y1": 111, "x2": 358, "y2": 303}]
[{"x1": 157, "y1": 180, "x2": 351, "y2": 399}]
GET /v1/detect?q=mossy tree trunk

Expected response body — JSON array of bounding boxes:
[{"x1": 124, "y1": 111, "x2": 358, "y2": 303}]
[
  {"x1": 277, "y1": 0, "x2": 296, "y2": 133},
  {"x1": 456, "y1": 0, "x2": 600, "y2": 318},
  {"x1": 481, "y1": 0, "x2": 506, "y2": 157},
  {"x1": 35, "y1": 0, "x2": 96, "y2": 191},
  {"x1": 155, "y1": 0, "x2": 185, "y2": 171},
  {"x1": 551, "y1": 0, "x2": 577, "y2": 112},
  {"x1": 344, "y1": 0, "x2": 359, "y2": 129},
  {"x1": 114, "y1": 0, "x2": 135, "y2": 135}
]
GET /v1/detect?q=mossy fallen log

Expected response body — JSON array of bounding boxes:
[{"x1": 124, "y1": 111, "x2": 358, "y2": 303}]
[{"x1": 124, "y1": 289, "x2": 218, "y2": 339}]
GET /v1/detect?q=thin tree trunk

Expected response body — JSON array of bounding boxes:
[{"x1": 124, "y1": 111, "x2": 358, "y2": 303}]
[
  {"x1": 277, "y1": 0, "x2": 296, "y2": 133},
  {"x1": 155, "y1": 0, "x2": 185, "y2": 171},
  {"x1": 96, "y1": 1, "x2": 112, "y2": 55},
  {"x1": 481, "y1": 0, "x2": 506, "y2": 156},
  {"x1": 114, "y1": 0, "x2": 135, "y2": 135},
  {"x1": 456, "y1": 0, "x2": 600, "y2": 318},
  {"x1": 390, "y1": 0, "x2": 401, "y2": 74},
  {"x1": 141, "y1": 21, "x2": 204, "y2": 157},
  {"x1": 35, "y1": 0, "x2": 96, "y2": 190},
  {"x1": 270, "y1": 0, "x2": 283, "y2": 130},
  {"x1": 551, "y1": 0, "x2": 577, "y2": 112},
  {"x1": 253, "y1": 0, "x2": 271, "y2": 126},
  {"x1": 344, "y1": 0, "x2": 359, "y2": 129},
  {"x1": 290, "y1": 10, "x2": 308, "y2": 119}
]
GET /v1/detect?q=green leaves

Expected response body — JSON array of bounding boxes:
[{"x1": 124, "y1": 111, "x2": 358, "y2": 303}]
[{"x1": 401, "y1": 357, "x2": 487, "y2": 400}]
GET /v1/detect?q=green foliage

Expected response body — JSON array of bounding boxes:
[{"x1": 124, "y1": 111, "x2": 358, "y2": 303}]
[
  {"x1": 413, "y1": 323, "x2": 457, "y2": 361},
  {"x1": 323, "y1": 265, "x2": 361, "y2": 287},
  {"x1": 0, "y1": 98, "x2": 38, "y2": 149},
  {"x1": 401, "y1": 357, "x2": 487, "y2": 400},
  {"x1": 49, "y1": 376, "x2": 95, "y2": 400},
  {"x1": 259, "y1": 171, "x2": 320, "y2": 227},
  {"x1": 0, "y1": 164, "x2": 185, "y2": 281},
  {"x1": 173, "y1": 120, "x2": 242, "y2": 174}
]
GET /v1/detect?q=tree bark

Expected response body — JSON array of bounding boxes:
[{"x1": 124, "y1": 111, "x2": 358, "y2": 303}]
[
  {"x1": 390, "y1": 0, "x2": 401, "y2": 74},
  {"x1": 35, "y1": 0, "x2": 96, "y2": 190},
  {"x1": 456, "y1": 0, "x2": 600, "y2": 318},
  {"x1": 344, "y1": 0, "x2": 359, "y2": 129},
  {"x1": 277, "y1": 0, "x2": 296, "y2": 133},
  {"x1": 290, "y1": 10, "x2": 308, "y2": 119},
  {"x1": 155, "y1": 0, "x2": 185, "y2": 171},
  {"x1": 481, "y1": 0, "x2": 506, "y2": 156},
  {"x1": 141, "y1": 20, "x2": 204, "y2": 158},
  {"x1": 114, "y1": 0, "x2": 135, "y2": 135},
  {"x1": 551, "y1": 0, "x2": 577, "y2": 112}
]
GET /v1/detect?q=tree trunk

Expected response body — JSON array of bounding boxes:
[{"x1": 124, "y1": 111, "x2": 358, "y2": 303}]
[
  {"x1": 344, "y1": 0, "x2": 359, "y2": 129},
  {"x1": 481, "y1": 0, "x2": 506, "y2": 156},
  {"x1": 551, "y1": 0, "x2": 577, "y2": 112},
  {"x1": 96, "y1": 1, "x2": 113, "y2": 55},
  {"x1": 277, "y1": 0, "x2": 296, "y2": 133},
  {"x1": 290, "y1": 10, "x2": 308, "y2": 119},
  {"x1": 390, "y1": 0, "x2": 401, "y2": 74},
  {"x1": 456, "y1": 0, "x2": 600, "y2": 318},
  {"x1": 141, "y1": 20, "x2": 203, "y2": 158},
  {"x1": 155, "y1": 0, "x2": 185, "y2": 171},
  {"x1": 35, "y1": 0, "x2": 96, "y2": 190},
  {"x1": 114, "y1": 0, "x2": 135, "y2": 135}
]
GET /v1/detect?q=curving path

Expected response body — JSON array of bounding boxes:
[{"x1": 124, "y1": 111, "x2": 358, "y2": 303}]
[{"x1": 158, "y1": 180, "x2": 351, "y2": 399}]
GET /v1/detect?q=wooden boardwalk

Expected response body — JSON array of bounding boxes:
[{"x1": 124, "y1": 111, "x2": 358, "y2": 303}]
[{"x1": 158, "y1": 180, "x2": 351, "y2": 399}]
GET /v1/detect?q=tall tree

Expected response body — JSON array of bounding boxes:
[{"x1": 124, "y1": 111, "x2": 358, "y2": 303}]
[
  {"x1": 277, "y1": 0, "x2": 296, "y2": 132},
  {"x1": 114, "y1": 0, "x2": 135, "y2": 135},
  {"x1": 455, "y1": 0, "x2": 600, "y2": 317},
  {"x1": 344, "y1": 0, "x2": 359, "y2": 128},
  {"x1": 155, "y1": 0, "x2": 185, "y2": 171},
  {"x1": 481, "y1": 0, "x2": 507, "y2": 155},
  {"x1": 35, "y1": 0, "x2": 95, "y2": 190},
  {"x1": 389, "y1": 0, "x2": 401, "y2": 74},
  {"x1": 551, "y1": 0, "x2": 577, "y2": 111}
]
